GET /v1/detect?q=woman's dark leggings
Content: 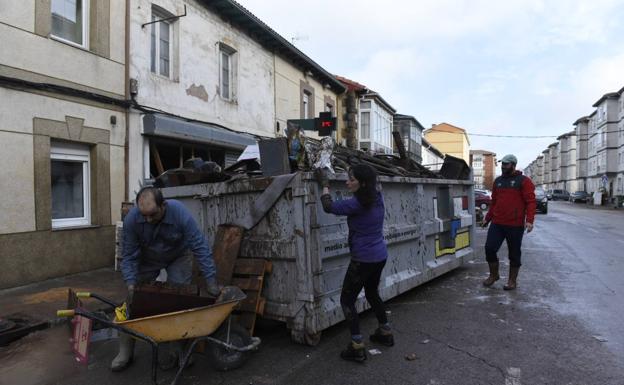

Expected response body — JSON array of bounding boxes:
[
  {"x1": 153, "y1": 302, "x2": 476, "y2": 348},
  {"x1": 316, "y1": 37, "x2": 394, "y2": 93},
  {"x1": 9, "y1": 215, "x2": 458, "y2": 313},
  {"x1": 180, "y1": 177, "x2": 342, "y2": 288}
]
[{"x1": 340, "y1": 259, "x2": 388, "y2": 336}]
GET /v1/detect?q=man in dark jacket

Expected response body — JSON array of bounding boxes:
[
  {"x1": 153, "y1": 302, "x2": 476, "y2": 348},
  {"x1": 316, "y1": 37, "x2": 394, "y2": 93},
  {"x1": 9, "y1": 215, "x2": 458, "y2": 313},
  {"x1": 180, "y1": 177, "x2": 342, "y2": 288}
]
[{"x1": 482, "y1": 154, "x2": 536, "y2": 290}]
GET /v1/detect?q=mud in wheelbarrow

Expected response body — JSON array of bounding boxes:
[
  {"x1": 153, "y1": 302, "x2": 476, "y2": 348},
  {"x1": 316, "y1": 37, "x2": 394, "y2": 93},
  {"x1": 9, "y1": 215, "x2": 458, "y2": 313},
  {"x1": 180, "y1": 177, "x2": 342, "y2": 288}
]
[{"x1": 57, "y1": 286, "x2": 261, "y2": 385}]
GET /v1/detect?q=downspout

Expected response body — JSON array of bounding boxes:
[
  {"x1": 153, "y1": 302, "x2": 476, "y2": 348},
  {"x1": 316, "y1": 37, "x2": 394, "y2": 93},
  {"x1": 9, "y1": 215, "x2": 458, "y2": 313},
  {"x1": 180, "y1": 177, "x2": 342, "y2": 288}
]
[{"x1": 124, "y1": 0, "x2": 130, "y2": 201}]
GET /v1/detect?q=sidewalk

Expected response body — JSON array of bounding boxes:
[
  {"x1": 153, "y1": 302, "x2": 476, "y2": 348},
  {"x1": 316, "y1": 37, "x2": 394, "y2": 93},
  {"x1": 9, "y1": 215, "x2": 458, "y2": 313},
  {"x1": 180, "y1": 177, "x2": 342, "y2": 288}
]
[{"x1": 0, "y1": 268, "x2": 126, "y2": 327}]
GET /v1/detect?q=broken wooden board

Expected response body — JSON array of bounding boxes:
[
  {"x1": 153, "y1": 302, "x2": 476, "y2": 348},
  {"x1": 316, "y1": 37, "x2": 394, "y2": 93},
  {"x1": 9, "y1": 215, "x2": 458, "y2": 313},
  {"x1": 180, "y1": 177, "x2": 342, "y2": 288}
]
[{"x1": 212, "y1": 224, "x2": 245, "y2": 286}]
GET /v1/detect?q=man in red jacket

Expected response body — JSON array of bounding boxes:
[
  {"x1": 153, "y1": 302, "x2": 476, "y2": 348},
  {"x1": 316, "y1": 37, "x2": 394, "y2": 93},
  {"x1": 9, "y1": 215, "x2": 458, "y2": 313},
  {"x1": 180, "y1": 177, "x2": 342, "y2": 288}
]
[{"x1": 481, "y1": 154, "x2": 536, "y2": 290}]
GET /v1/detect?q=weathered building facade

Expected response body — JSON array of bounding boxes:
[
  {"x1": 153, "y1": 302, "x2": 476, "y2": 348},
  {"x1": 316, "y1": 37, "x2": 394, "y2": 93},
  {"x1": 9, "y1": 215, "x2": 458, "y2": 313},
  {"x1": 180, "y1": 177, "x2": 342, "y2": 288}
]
[
  {"x1": 424, "y1": 123, "x2": 470, "y2": 163},
  {"x1": 393, "y1": 114, "x2": 424, "y2": 163},
  {"x1": 127, "y1": 0, "x2": 345, "y2": 195},
  {"x1": 0, "y1": 0, "x2": 127, "y2": 288}
]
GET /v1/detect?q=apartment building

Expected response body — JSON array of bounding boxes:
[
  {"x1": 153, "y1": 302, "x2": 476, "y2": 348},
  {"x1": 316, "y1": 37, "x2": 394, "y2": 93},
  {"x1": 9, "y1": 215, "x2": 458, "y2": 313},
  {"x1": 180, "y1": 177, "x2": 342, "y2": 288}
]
[
  {"x1": 558, "y1": 131, "x2": 578, "y2": 192},
  {"x1": 393, "y1": 114, "x2": 424, "y2": 163},
  {"x1": 424, "y1": 123, "x2": 471, "y2": 163},
  {"x1": 616, "y1": 87, "x2": 624, "y2": 196},
  {"x1": 587, "y1": 93, "x2": 619, "y2": 195},
  {"x1": 470, "y1": 150, "x2": 496, "y2": 189},
  {"x1": 127, "y1": 0, "x2": 345, "y2": 194},
  {"x1": 574, "y1": 116, "x2": 590, "y2": 192},
  {"x1": 0, "y1": 0, "x2": 128, "y2": 288},
  {"x1": 336, "y1": 76, "x2": 395, "y2": 155}
]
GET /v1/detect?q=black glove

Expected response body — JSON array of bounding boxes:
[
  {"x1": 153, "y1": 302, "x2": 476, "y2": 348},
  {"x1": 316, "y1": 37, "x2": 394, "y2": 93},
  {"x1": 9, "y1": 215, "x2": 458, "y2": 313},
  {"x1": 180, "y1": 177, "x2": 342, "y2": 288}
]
[
  {"x1": 205, "y1": 277, "x2": 222, "y2": 298},
  {"x1": 315, "y1": 168, "x2": 330, "y2": 188}
]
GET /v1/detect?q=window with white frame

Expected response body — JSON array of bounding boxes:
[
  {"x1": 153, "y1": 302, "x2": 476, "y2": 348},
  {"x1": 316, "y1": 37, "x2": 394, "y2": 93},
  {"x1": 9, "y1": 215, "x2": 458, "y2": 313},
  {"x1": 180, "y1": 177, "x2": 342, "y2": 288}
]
[
  {"x1": 150, "y1": 7, "x2": 171, "y2": 77},
  {"x1": 219, "y1": 44, "x2": 237, "y2": 100},
  {"x1": 302, "y1": 91, "x2": 312, "y2": 119},
  {"x1": 51, "y1": 142, "x2": 90, "y2": 228},
  {"x1": 51, "y1": 0, "x2": 89, "y2": 48}
]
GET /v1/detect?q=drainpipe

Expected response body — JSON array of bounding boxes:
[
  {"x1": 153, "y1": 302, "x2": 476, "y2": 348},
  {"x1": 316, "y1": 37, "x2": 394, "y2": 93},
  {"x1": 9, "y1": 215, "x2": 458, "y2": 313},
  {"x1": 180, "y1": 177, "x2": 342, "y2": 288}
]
[{"x1": 124, "y1": 0, "x2": 130, "y2": 201}]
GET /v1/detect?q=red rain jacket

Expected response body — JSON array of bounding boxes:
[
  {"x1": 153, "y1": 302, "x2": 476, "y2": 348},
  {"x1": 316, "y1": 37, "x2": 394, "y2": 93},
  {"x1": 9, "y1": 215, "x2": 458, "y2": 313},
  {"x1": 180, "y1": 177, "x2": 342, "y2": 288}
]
[{"x1": 485, "y1": 171, "x2": 536, "y2": 227}]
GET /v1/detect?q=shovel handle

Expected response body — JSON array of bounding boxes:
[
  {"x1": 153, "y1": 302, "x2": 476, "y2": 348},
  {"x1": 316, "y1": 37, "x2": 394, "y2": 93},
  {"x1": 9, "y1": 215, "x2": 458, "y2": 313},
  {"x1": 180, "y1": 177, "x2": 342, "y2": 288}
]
[
  {"x1": 57, "y1": 309, "x2": 76, "y2": 317},
  {"x1": 76, "y1": 292, "x2": 91, "y2": 298}
]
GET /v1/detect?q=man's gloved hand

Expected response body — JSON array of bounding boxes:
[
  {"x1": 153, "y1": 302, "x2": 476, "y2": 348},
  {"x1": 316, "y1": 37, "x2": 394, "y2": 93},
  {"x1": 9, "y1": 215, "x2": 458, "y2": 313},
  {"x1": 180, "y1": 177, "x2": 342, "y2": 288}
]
[
  {"x1": 205, "y1": 278, "x2": 222, "y2": 298},
  {"x1": 315, "y1": 168, "x2": 330, "y2": 188},
  {"x1": 481, "y1": 220, "x2": 490, "y2": 228}
]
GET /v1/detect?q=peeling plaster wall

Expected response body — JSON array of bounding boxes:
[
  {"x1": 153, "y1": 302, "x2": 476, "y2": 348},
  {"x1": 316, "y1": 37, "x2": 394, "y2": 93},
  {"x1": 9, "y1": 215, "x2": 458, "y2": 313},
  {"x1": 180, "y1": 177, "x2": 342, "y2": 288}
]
[
  {"x1": 274, "y1": 55, "x2": 342, "y2": 140},
  {"x1": 129, "y1": 0, "x2": 275, "y2": 133}
]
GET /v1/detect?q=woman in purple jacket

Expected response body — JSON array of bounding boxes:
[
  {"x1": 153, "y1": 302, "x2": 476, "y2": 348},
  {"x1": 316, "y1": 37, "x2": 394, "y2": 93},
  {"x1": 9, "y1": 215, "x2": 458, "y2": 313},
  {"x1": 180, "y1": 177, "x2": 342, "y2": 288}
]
[{"x1": 319, "y1": 164, "x2": 394, "y2": 362}]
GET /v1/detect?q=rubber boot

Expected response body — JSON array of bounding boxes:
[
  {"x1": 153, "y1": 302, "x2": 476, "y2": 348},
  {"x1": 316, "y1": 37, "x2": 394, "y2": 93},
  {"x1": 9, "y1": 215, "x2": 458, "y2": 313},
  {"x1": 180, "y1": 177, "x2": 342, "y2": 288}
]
[
  {"x1": 504, "y1": 266, "x2": 520, "y2": 290},
  {"x1": 369, "y1": 327, "x2": 394, "y2": 347},
  {"x1": 111, "y1": 333, "x2": 135, "y2": 372},
  {"x1": 482, "y1": 262, "x2": 500, "y2": 287},
  {"x1": 340, "y1": 340, "x2": 367, "y2": 362}
]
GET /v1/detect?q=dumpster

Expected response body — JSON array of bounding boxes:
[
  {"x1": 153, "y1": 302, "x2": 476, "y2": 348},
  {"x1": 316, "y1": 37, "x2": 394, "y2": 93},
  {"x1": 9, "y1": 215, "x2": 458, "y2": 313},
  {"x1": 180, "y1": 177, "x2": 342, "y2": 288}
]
[{"x1": 162, "y1": 172, "x2": 475, "y2": 345}]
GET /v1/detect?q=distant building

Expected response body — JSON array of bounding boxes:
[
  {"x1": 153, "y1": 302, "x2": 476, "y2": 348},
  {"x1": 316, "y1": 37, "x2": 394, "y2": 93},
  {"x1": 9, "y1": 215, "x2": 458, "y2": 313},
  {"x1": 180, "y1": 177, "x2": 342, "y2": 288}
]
[
  {"x1": 470, "y1": 150, "x2": 497, "y2": 189},
  {"x1": 422, "y1": 138, "x2": 445, "y2": 171},
  {"x1": 423, "y1": 122, "x2": 471, "y2": 163},
  {"x1": 336, "y1": 76, "x2": 396, "y2": 155},
  {"x1": 393, "y1": 114, "x2": 424, "y2": 164}
]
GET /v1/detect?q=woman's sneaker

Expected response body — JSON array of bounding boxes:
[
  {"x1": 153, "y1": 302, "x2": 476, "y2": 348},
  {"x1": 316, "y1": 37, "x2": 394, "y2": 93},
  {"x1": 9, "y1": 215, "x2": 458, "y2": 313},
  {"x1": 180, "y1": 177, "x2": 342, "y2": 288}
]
[
  {"x1": 369, "y1": 328, "x2": 394, "y2": 346},
  {"x1": 340, "y1": 341, "x2": 367, "y2": 362}
]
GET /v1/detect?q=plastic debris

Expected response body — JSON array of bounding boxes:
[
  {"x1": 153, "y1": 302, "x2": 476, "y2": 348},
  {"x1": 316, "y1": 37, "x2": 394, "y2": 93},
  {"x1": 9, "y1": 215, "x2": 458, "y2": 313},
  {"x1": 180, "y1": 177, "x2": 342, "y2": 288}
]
[
  {"x1": 420, "y1": 339, "x2": 430, "y2": 344},
  {"x1": 593, "y1": 335, "x2": 608, "y2": 342},
  {"x1": 368, "y1": 349, "x2": 382, "y2": 355},
  {"x1": 405, "y1": 353, "x2": 418, "y2": 361}
]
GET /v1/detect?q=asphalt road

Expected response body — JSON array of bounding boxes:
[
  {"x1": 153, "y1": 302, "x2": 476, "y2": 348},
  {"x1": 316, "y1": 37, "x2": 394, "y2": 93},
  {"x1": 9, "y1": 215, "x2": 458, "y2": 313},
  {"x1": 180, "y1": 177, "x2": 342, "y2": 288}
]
[{"x1": 2, "y1": 201, "x2": 623, "y2": 385}]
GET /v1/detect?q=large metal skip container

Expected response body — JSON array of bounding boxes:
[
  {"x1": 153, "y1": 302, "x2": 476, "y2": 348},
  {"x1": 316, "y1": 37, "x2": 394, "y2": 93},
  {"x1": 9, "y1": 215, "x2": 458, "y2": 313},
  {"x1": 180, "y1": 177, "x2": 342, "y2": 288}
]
[{"x1": 162, "y1": 172, "x2": 475, "y2": 344}]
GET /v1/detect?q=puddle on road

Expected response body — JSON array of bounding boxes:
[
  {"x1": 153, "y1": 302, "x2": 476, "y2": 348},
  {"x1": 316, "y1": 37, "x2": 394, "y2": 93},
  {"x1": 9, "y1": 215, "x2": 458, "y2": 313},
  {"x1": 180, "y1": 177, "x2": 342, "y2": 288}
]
[{"x1": 0, "y1": 326, "x2": 80, "y2": 385}]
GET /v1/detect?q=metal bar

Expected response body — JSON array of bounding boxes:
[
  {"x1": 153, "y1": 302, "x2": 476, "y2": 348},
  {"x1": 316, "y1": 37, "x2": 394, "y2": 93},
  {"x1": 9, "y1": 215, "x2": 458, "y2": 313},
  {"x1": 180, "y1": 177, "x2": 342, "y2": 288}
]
[
  {"x1": 141, "y1": 5, "x2": 187, "y2": 29},
  {"x1": 87, "y1": 293, "x2": 121, "y2": 308}
]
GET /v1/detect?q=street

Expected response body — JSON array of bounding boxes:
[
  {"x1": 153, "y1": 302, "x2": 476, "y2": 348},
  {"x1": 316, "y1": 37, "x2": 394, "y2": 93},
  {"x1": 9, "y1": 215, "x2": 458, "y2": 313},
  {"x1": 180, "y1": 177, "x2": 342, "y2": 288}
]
[{"x1": 1, "y1": 202, "x2": 623, "y2": 385}]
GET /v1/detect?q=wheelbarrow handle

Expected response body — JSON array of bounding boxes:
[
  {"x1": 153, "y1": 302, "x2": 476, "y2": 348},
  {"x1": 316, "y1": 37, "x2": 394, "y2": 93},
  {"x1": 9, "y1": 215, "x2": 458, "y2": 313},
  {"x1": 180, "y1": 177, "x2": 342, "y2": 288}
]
[
  {"x1": 75, "y1": 292, "x2": 121, "y2": 308},
  {"x1": 57, "y1": 309, "x2": 75, "y2": 317}
]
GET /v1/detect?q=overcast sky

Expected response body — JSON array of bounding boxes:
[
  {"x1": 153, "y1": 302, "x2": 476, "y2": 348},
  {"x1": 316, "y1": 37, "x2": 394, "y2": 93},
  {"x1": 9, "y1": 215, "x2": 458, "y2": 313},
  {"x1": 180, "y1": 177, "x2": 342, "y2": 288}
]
[{"x1": 237, "y1": 0, "x2": 624, "y2": 169}]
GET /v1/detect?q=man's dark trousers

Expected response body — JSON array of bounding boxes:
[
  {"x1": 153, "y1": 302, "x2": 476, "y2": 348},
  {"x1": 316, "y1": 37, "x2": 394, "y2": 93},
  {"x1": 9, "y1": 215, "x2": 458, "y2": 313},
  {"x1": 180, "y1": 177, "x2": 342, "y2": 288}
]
[{"x1": 485, "y1": 223, "x2": 524, "y2": 267}]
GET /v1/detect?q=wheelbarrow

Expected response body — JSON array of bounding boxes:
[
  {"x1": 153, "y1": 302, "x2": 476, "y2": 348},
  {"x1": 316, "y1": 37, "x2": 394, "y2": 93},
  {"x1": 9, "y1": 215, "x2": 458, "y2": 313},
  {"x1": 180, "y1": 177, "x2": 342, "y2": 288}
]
[{"x1": 57, "y1": 286, "x2": 261, "y2": 385}]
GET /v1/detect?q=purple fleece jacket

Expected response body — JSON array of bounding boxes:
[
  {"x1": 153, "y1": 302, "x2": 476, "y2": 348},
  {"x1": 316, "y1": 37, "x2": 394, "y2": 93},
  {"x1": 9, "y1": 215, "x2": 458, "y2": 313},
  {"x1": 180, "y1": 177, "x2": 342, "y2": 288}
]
[{"x1": 321, "y1": 191, "x2": 388, "y2": 263}]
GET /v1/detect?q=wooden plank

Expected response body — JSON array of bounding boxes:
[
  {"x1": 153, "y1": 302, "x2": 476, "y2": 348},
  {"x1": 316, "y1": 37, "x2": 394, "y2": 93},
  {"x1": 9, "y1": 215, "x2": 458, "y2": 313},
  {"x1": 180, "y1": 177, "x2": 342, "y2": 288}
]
[
  {"x1": 212, "y1": 225, "x2": 245, "y2": 286},
  {"x1": 238, "y1": 293, "x2": 265, "y2": 315},
  {"x1": 233, "y1": 259, "x2": 267, "y2": 275},
  {"x1": 150, "y1": 142, "x2": 165, "y2": 176},
  {"x1": 231, "y1": 276, "x2": 263, "y2": 291}
]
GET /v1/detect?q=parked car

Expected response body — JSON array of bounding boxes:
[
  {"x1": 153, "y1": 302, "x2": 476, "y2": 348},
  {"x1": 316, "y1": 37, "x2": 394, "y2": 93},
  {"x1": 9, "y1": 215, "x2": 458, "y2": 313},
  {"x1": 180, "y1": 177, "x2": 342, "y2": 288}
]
[
  {"x1": 569, "y1": 191, "x2": 589, "y2": 203},
  {"x1": 475, "y1": 191, "x2": 492, "y2": 210},
  {"x1": 535, "y1": 187, "x2": 548, "y2": 214},
  {"x1": 475, "y1": 188, "x2": 491, "y2": 197},
  {"x1": 550, "y1": 189, "x2": 570, "y2": 201}
]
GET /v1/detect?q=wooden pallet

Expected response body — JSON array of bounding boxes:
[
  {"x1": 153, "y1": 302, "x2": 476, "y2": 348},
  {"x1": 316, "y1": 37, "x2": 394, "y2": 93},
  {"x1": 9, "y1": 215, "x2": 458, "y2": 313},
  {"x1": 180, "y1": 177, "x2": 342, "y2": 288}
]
[{"x1": 230, "y1": 258, "x2": 272, "y2": 335}]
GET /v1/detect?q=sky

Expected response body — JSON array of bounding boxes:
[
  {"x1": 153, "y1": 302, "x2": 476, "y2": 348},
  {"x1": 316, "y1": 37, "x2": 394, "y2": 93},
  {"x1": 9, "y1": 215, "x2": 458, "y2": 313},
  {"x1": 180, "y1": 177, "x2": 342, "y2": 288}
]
[{"x1": 237, "y1": 0, "x2": 624, "y2": 169}]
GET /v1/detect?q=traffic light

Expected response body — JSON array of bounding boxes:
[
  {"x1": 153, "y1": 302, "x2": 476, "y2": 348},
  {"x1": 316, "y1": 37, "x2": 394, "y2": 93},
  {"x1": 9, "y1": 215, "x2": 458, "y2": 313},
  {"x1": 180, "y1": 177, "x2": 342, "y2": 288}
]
[{"x1": 316, "y1": 111, "x2": 336, "y2": 136}]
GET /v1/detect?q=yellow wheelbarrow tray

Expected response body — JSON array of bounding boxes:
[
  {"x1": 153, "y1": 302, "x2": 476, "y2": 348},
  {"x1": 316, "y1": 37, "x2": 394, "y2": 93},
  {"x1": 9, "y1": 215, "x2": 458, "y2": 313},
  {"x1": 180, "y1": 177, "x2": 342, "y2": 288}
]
[{"x1": 57, "y1": 288, "x2": 261, "y2": 385}]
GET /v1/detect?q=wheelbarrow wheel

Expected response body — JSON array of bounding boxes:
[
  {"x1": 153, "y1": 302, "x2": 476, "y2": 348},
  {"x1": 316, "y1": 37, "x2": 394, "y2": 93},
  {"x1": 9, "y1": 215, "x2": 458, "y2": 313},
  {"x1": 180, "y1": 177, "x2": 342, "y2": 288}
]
[{"x1": 206, "y1": 323, "x2": 252, "y2": 371}]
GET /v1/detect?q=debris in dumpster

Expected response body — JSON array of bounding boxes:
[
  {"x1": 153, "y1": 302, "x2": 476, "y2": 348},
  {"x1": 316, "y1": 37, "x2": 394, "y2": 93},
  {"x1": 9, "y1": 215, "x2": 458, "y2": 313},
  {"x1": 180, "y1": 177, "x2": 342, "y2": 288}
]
[
  {"x1": 368, "y1": 348, "x2": 382, "y2": 355},
  {"x1": 153, "y1": 157, "x2": 231, "y2": 187}
]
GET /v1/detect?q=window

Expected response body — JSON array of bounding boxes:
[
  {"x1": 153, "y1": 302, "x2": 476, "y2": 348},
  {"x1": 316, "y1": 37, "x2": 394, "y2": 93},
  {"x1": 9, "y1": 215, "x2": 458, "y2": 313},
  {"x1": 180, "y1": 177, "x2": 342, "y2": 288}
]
[
  {"x1": 360, "y1": 112, "x2": 370, "y2": 139},
  {"x1": 51, "y1": 142, "x2": 90, "y2": 228},
  {"x1": 150, "y1": 8, "x2": 171, "y2": 77},
  {"x1": 219, "y1": 44, "x2": 236, "y2": 100},
  {"x1": 302, "y1": 91, "x2": 311, "y2": 119},
  {"x1": 51, "y1": 0, "x2": 88, "y2": 48}
]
